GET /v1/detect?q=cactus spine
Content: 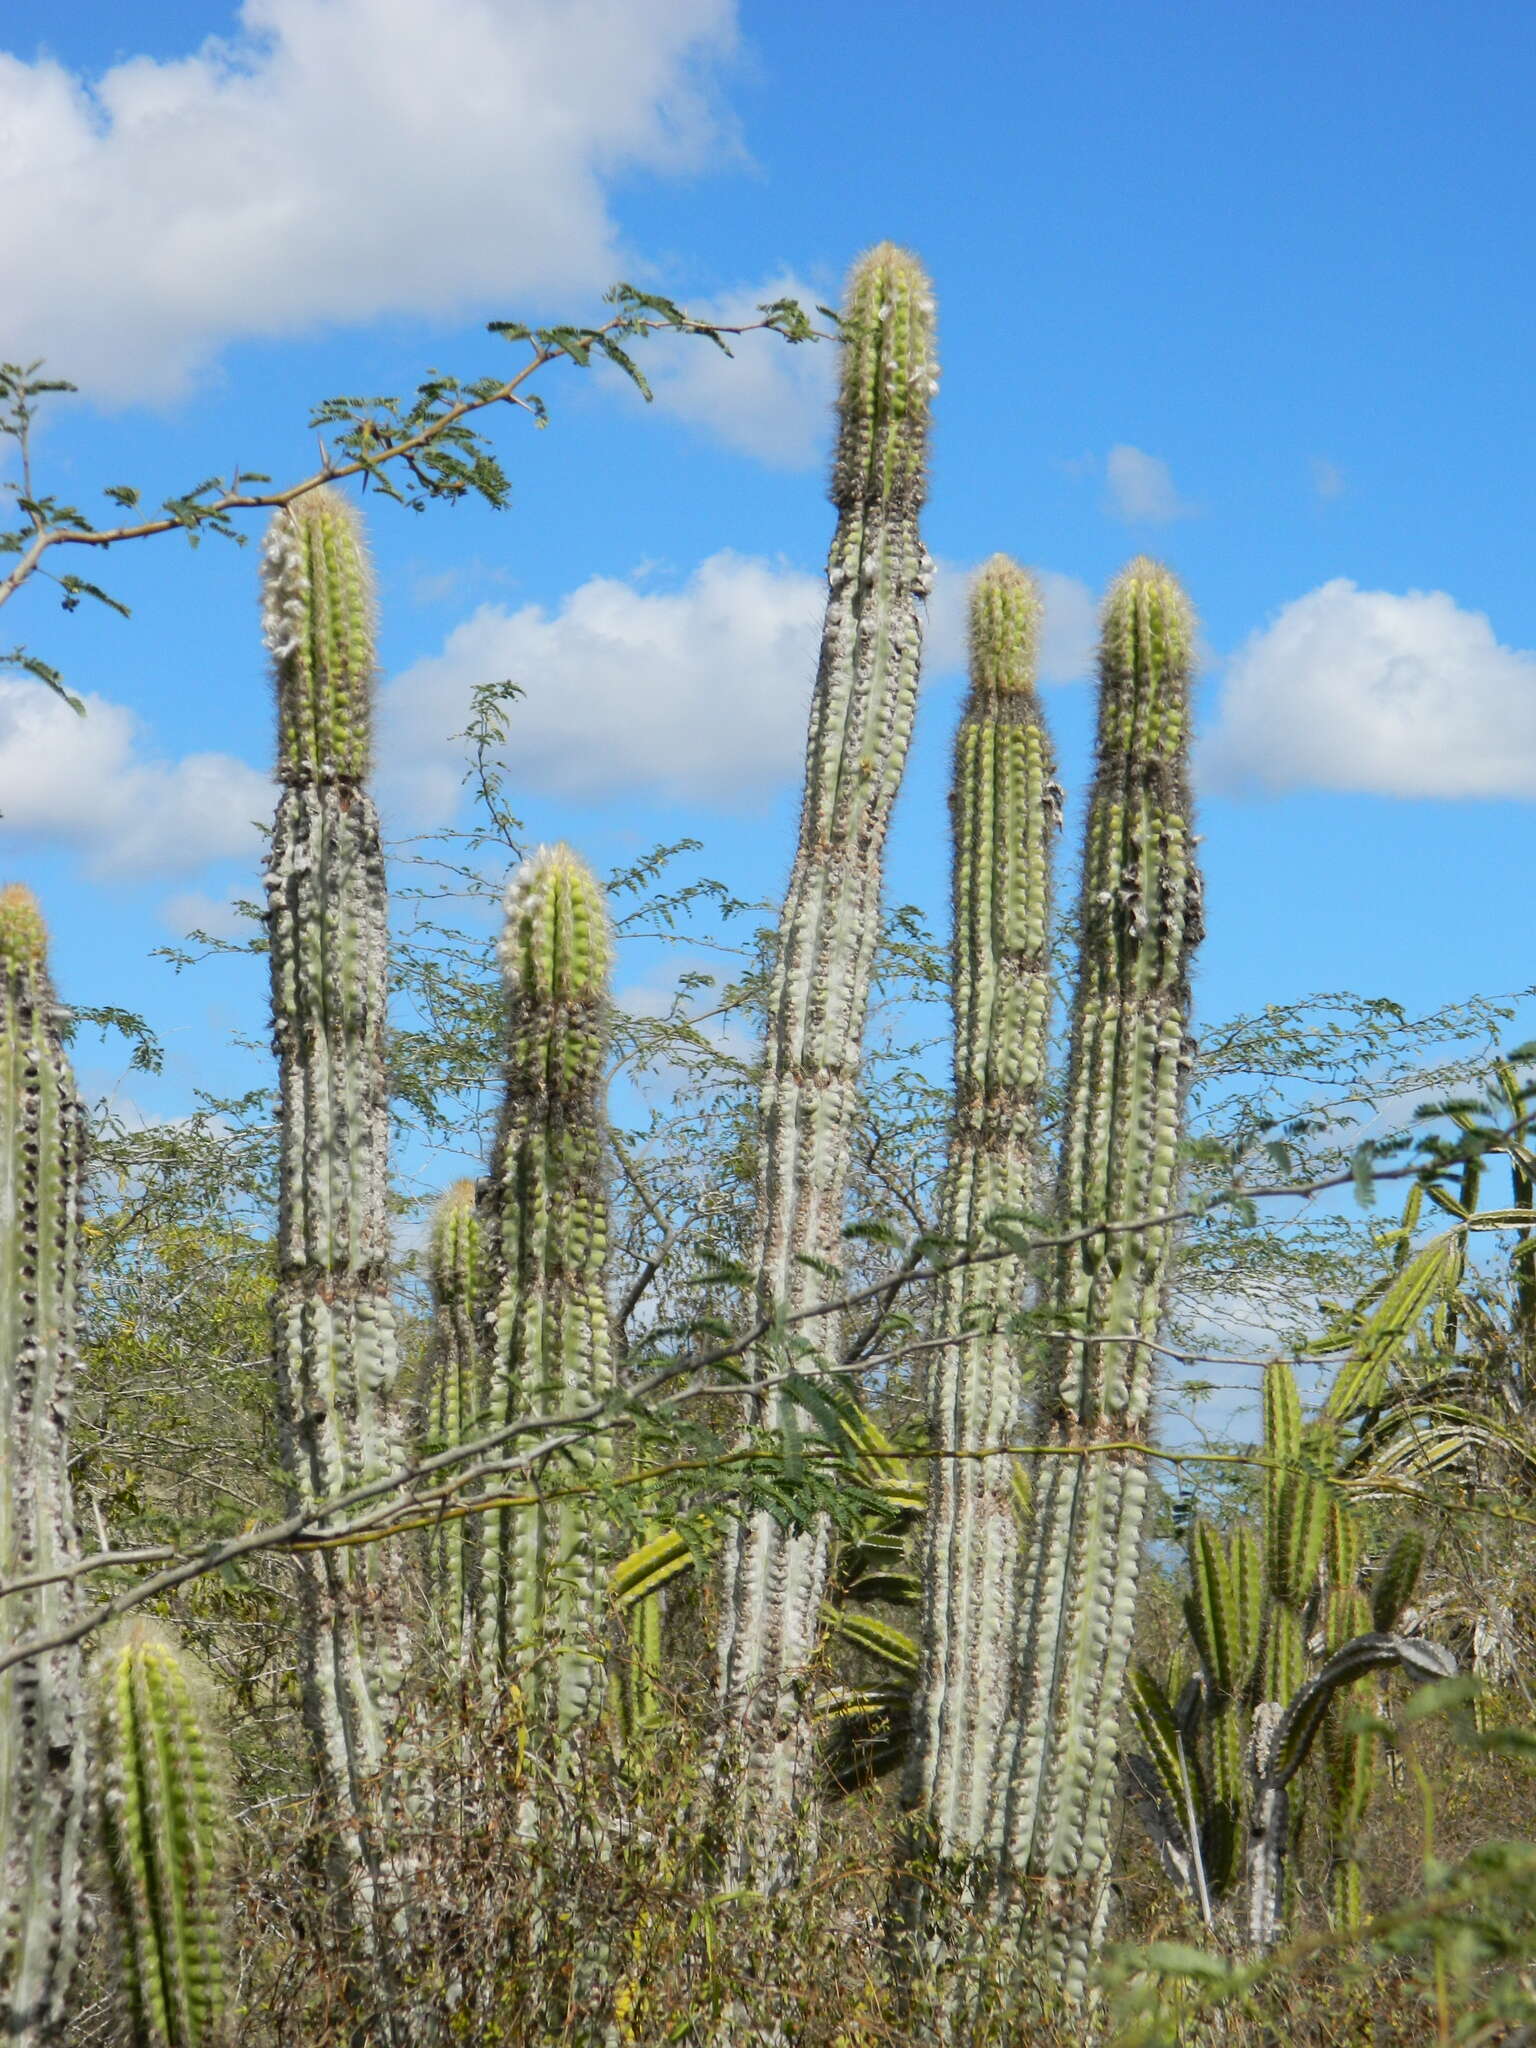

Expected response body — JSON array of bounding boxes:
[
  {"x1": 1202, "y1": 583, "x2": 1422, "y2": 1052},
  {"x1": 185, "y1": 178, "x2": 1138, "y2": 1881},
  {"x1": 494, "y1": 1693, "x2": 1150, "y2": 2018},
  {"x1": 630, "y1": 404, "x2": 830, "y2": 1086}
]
[
  {"x1": 714, "y1": 243, "x2": 937, "y2": 1884},
  {"x1": 989, "y1": 560, "x2": 1203, "y2": 1992},
  {"x1": 261, "y1": 491, "x2": 409, "y2": 1941},
  {"x1": 0, "y1": 886, "x2": 87, "y2": 2044},
  {"x1": 900, "y1": 561, "x2": 1057, "y2": 1883},
  {"x1": 481, "y1": 845, "x2": 614, "y2": 1743},
  {"x1": 98, "y1": 1628, "x2": 226, "y2": 2048},
  {"x1": 425, "y1": 1179, "x2": 488, "y2": 1669}
]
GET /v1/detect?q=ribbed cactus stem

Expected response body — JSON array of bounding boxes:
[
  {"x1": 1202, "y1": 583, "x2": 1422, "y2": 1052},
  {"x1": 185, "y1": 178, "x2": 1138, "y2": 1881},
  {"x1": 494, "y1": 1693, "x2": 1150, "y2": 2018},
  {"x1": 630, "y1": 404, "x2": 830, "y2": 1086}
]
[
  {"x1": 98, "y1": 1628, "x2": 225, "y2": 2048},
  {"x1": 481, "y1": 845, "x2": 614, "y2": 1744},
  {"x1": 901, "y1": 561, "x2": 1058, "y2": 1879},
  {"x1": 0, "y1": 886, "x2": 87, "y2": 2044},
  {"x1": 714, "y1": 243, "x2": 937, "y2": 1886},
  {"x1": 262, "y1": 491, "x2": 408, "y2": 1938},
  {"x1": 426, "y1": 1180, "x2": 488, "y2": 1669},
  {"x1": 993, "y1": 560, "x2": 1203, "y2": 1992}
]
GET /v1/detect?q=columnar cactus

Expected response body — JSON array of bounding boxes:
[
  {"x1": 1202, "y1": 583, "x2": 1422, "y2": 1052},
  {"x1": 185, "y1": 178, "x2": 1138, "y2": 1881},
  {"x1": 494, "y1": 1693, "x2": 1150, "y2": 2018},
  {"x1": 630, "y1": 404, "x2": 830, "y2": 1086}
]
[
  {"x1": 98, "y1": 1627, "x2": 226, "y2": 2048},
  {"x1": 987, "y1": 560, "x2": 1204, "y2": 1993},
  {"x1": 900, "y1": 560, "x2": 1058, "y2": 1880},
  {"x1": 0, "y1": 885, "x2": 87, "y2": 2044},
  {"x1": 481, "y1": 845, "x2": 614, "y2": 1743},
  {"x1": 1126, "y1": 1362, "x2": 1449, "y2": 1951},
  {"x1": 714, "y1": 242, "x2": 937, "y2": 1887},
  {"x1": 425, "y1": 1179, "x2": 488, "y2": 1670},
  {"x1": 261, "y1": 491, "x2": 408, "y2": 1933}
]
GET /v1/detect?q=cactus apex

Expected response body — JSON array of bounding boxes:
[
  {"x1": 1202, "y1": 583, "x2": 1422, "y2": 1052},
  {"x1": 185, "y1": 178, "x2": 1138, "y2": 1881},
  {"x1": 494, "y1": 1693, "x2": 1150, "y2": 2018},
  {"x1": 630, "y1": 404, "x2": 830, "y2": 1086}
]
[
  {"x1": 428, "y1": 1178, "x2": 482, "y2": 1309},
  {"x1": 262, "y1": 484, "x2": 376, "y2": 782},
  {"x1": 1103, "y1": 555, "x2": 1196, "y2": 645},
  {"x1": 499, "y1": 843, "x2": 611, "y2": 1004},
  {"x1": 834, "y1": 243, "x2": 937, "y2": 504},
  {"x1": 0, "y1": 881, "x2": 49, "y2": 977},
  {"x1": 967, "y1": 555, "x2": 1042, "y2": 693}
]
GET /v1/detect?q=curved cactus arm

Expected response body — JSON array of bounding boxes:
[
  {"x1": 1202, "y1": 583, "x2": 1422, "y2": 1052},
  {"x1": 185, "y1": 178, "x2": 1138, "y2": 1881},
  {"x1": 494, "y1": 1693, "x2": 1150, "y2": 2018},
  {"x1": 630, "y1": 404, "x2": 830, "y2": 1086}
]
[
  {"x1": 612, "y1": 1528, "x2": 695, "y2": 1609},
  {"x1": 991, "y1": 560, "x2": 1204, "y2": 1995},
  {"x1": 1267, "y1": 1633, "x2": 1456, "y2": 1793},
  {"x1": 0, "y1": 886, "x2": 88, "y2": 2044},
  {"x1": 481, "y1": 845, "x2": 615, "y2": 1744},
  {"x1": 902, "y1": 556, "x2": 1058, "y2": 1881},
  {"x1": 715, "y1": 243, "x2": 936, "y2": 1887},
  {"x1": 98, "y1": 1629, "x2": 226, "y2": 2048}
]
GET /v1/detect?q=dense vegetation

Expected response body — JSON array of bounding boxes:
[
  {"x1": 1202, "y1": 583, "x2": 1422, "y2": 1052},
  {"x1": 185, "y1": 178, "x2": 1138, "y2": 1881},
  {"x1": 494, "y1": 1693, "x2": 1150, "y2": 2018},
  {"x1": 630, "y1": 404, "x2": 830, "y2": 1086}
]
[{"x1": 4, "y1": 245, "x2": 1536, "y2": 2046}]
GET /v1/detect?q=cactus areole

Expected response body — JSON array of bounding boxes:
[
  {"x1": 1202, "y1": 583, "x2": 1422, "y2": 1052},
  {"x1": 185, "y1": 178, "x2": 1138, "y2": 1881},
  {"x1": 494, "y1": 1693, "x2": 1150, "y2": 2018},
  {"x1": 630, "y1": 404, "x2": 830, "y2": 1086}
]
[
  {"x1": 0, "y1": 885, "x2": 88, "y2": 2045},
  {"x1": 714, "y1": 244, "x2": 938, "y2": 1887}
]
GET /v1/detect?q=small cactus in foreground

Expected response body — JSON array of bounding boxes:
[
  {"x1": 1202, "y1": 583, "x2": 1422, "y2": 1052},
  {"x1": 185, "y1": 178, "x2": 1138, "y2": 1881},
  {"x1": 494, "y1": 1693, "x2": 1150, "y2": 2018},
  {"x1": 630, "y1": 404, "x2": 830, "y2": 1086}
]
[
  {"x1": 481, "y1": 845, "x2": 615, "y2": 1742},
  {"x1": 98, "y1": 1627, "x2": 226, "y2": 2048},
  {"x1": 900, "y1": 558, "x2": 1058, "y2": 1890},
  {"x1": 715, "y1": 240, "x2": 937, "y2": 1888},
  {"x1": 0, "y1": 885, "x2": 88, "y2": 2044}
]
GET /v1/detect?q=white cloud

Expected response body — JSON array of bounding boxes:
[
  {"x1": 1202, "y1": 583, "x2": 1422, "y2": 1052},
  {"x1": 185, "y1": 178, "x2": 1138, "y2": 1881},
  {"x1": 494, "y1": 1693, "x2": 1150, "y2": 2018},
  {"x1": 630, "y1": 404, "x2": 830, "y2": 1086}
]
[
  {"x1": 923, "y1": 562, "x2": 1098, "y2": 684},
  {"x1": 159, "y1": 886, "x2": 262, "y2": 939},
  {"x1": 0, "y1": 678, "x2": 268, "y2": 877},
  {"x1": 1311, "y1": 457, "x2": 1346, "y2": 502},
  {"x1": 1, "y1": 0, "x2": 737, "y2": 402},
  {"x1": 1105, "y1": 444, "x2": 1196, "y2": 524},
  {"x1": 1205, "y1": 579, "x2": 1536, "y2": 798},
  {"x1": 379, "y1": 551, "x2": 824, "y2": 818},
  {"x1": 628, "y1": 273, "x2": 838, "y2": 469}
]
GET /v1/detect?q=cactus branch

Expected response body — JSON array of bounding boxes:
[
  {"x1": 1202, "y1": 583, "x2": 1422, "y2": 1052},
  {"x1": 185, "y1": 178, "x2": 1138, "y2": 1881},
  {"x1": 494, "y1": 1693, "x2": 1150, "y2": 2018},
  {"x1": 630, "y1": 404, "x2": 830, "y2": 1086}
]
[
  {"x1": 714, "y1": 244, "x2": 937, "y2": 1886},
  {"x1": 901, "y1": 559, "x2": 1058, "y2": 1887},
  {"x1": 0, "y1": 885, "x2": 88, "y2": 2044}
]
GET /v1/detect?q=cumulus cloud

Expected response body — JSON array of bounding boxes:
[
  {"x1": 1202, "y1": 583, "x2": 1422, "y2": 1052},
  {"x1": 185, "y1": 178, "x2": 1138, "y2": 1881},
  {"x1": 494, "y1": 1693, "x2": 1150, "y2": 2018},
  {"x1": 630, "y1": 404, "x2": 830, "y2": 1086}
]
[
  {"x1": 1105, "y1": 444, "x2": 1196, "y2": 524},
  {"x1": 379, "y1": 551, "x2": 825, "y2": 819},
  {"x1": 2, "y1": 0, "x2": 737, "y2": 402},
  {"x1": 0, "y1": 679, "x2": 268, "y2": 877},
  {"x1": 630, "y1": 273, "x2": 838, "y2": 469},
  {"x1": 1205, "y1": 579, "x2": 1536, "y2": 798},
  {"x1": 923, "y1": 562, "x2": 1098, "y2": 683}
]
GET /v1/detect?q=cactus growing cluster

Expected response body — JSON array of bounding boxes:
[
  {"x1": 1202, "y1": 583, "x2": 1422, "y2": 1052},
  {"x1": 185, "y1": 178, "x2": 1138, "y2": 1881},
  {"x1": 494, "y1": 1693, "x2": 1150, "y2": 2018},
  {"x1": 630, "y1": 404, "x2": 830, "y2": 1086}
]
[
  {"x1": 713, "y1": 241, "x2": 937, "y2": 1886},
  {"x1": 3, "y1": 235, "x2": 1493, "y2": 2042},
  {"x1": 981, "y1": 560, "x2": 1206, "y2": 1994},
  {"x1": 1128, "y1": 1358, "x2": 1453, "y2": 1948},
  {"x1": 0, "y1": 886, "x2": 87, "y2": 2046}
]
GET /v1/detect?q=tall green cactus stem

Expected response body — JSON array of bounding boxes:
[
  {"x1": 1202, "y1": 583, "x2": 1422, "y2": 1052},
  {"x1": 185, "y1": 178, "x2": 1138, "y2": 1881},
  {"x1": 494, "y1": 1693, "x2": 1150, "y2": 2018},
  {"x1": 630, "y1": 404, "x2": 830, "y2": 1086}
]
[
  {"x1": 0, "y1": 886, "x2": 87, "y2": 2044},
  {"x1": 262, "y1": 491, "x2": 409, "y2": 1946},
  {"x1": 481, "y1": 845, "x2": 614, "y2": 1743},
  {"x1": 714, "y1": 244, "x2": 937, "y2": 1886},
  {"x1": 901, "y1": 560, "x2": 1058, "y2": 1884},
  {"x1": 425, "y1": 1180, "x2": 488, "y2": 1669},
  {"x1": 98, "y1": 1629, "x2": 225, "y2": 2048},
  {"x1": 991, "y1": 560, "x2": 1203, "y2": 1994}
]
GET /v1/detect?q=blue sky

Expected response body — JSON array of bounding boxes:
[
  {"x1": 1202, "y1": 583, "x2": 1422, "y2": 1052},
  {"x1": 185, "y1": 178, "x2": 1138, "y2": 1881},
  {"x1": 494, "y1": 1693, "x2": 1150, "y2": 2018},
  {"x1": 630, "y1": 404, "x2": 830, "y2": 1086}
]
[{"x1": 5, "y1": 0, "x2": 1536, "y2": 1173}]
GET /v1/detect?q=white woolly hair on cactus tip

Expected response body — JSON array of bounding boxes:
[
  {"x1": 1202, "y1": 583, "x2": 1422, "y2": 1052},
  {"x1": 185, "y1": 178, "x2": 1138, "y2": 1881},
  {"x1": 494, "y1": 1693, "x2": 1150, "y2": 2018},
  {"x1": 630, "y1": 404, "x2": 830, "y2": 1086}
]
[{"x1": 498, "y1": 841, "x2": 610, "y2": 993}]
